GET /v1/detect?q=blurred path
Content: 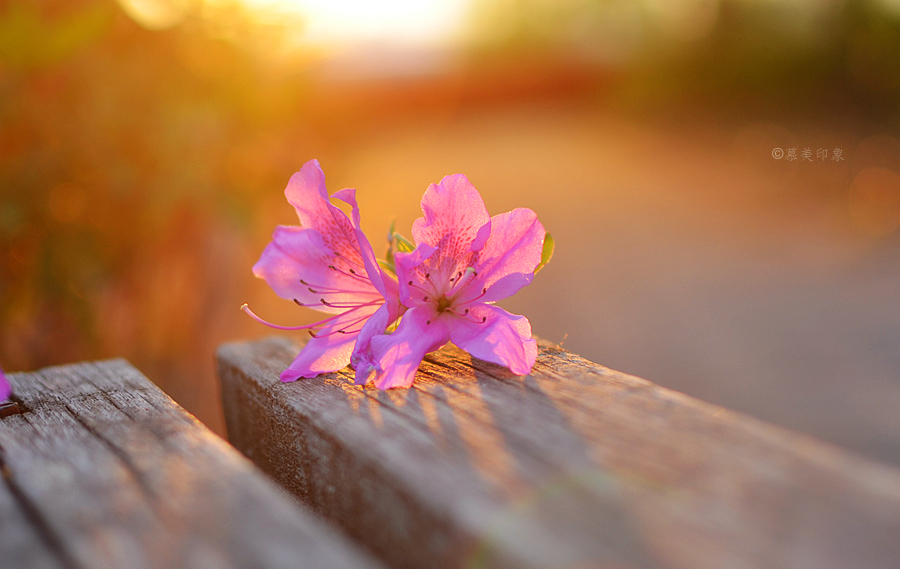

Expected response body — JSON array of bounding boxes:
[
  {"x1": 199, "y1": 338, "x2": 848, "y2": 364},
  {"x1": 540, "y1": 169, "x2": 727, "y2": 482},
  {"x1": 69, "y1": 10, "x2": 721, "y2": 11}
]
[{"x1": 292, "y1": 102, "x2": 900, "y2": 466}]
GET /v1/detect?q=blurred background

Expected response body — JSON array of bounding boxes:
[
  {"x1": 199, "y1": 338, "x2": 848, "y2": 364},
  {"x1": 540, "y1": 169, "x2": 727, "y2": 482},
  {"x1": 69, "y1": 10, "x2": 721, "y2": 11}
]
[{"x1": 2, "y1": 0, "x2": 899, "y2": 465}]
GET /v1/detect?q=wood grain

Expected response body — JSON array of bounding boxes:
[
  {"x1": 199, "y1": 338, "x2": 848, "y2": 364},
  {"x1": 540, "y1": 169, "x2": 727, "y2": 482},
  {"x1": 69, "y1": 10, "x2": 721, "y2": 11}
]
[
  {"x1": 218, "y1": 335, "x2": 900, "y2": 569},
  {"x1": 0, "y1": 359, "x2": 388, "y2": 569}
]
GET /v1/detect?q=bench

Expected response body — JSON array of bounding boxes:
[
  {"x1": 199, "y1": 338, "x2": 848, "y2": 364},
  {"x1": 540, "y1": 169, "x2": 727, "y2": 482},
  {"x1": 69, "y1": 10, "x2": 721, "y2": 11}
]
[
  {"x1": 218, "y1": 335, "x2": 900, "y2": 569},
  {"x1": 0, "y1": 359, "x2": 387, "y2": 569}
]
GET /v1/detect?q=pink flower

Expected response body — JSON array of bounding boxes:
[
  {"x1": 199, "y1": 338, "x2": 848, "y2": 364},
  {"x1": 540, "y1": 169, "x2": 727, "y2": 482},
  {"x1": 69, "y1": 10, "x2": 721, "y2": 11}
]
[
  {"x1": 355, "y1": 174, "x2": 546, "y2": 389},
  {"x1": 244, "y1": 160, "x2": 402, "y2": 382},
  {"x1": 0, "y1": 366, "x2": 10, "y2": 401}
]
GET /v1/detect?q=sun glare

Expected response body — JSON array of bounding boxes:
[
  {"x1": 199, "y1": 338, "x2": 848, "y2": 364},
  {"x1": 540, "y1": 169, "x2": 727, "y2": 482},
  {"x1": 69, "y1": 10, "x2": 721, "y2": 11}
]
[{"x1": 237, "y1": 0, "x2": 471, "y2": 46}]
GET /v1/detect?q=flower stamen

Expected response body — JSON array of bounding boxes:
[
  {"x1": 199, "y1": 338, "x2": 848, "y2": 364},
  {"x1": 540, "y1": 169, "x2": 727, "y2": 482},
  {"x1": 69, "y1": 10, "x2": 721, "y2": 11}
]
[
  {"x1": 320, "y1": 299, "x2": 381, "y2": 309},
  {"x1": 456, "y1": 287, "x2": 488, "y2": 306},
  {"x1": 406, "y1": 279, "x2": 435, "y2": 298},
  {"x1": 301, "y1": 281, "x2": 377, "y2": 296},
  {"x1": 447, "y1": 267, "x2": 478, "y2": 297},
  {"x1": 325, "y1": 256, "x2": 370, "y2": 283},
  {"x1": 241, "y1": 301, "x2": 379, "y2": 330},
  {"x1": 308, "y1": 311, "x2": 371, "y2": 338}
]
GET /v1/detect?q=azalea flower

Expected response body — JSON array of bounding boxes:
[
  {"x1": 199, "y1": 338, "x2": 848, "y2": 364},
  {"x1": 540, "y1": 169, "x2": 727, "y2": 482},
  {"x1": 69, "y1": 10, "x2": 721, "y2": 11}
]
[
  {"x1": 0, "y1": 366, "x2": 10, "y2": 402},
  {"x1": 243, "y1": 160, "x2": 401, "y2": 382},
  {"x1": 355, "y1": 174, "x2": 547, "y2": 389}
]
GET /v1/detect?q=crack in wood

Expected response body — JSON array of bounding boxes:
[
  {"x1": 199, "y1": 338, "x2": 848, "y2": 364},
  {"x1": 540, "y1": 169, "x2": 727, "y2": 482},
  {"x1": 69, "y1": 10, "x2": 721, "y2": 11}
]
[
  {"x1": 0, "y1": 444, "x2": 83, "y2": 569},
  {"x1": 62, "y1": 404, "x2": 160, "y2": 504}
]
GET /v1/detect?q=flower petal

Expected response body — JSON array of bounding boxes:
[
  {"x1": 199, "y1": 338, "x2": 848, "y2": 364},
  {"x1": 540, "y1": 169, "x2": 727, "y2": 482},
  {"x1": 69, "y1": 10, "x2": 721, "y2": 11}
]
[
  {"x1": 466, "y1": 208, "x2": 546, "y2": 304},
  {"x1": 411, "y1": 174, "x2": 492, "y2": 281},
  {"x1": 350, "y1": 302, "x2": 391, "y2": 385},
  {"x1": 280, "y1": 303, "x2": 381, "y2": 380},
  {"x1": 449, "y1": 304, "x2": 537, "y2": 376},
  {"x1": 281, "y1": 334, "x2": 355, "y2": 381},
  {"x1": 0, "y1": 367, "x2": 10, "y2": 401},
  {"x1": 283, "y1": 160, "x2": 370, "y2": 269},
  {"x1": 286, "y1": 160, "x2": 350, "y2": 232},
  {"x1": 394, "y1": 243, "x2": 437, "y2": 308},
  {"x1": 331, "y1": 187, "x2": 397, "y2": 308},
  {"x1": 365, "y1": 307, "x2": 449, "y2": 389},
  {"x1": 253, "y1": 226, "x2": 382, "y2": 312}
]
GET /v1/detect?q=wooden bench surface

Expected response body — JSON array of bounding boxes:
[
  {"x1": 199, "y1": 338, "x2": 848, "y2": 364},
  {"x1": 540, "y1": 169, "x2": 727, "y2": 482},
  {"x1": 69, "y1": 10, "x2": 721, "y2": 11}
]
[
  {"x1": 218, "y1": 335, "x2": 900, "y2": 569},
  {"x1": 0, "y1": 359, "x2": 388, "y2": 569}
]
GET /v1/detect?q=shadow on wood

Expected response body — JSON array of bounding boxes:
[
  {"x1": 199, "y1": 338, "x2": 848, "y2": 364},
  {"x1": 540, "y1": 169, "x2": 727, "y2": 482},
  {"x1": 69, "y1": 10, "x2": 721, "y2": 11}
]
[{"x1": 217, "y1": 335, "x2": 900, "y2": 569}]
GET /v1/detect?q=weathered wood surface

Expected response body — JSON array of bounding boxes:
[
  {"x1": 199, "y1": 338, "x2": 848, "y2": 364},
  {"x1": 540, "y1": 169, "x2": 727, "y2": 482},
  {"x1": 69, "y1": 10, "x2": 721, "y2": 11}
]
[
  {"x1": 218, "y1": 335, "x2": 900, "y2": 569},
  {"x1": 0, "y1": 359, "x2": 388, "y2": 569}
]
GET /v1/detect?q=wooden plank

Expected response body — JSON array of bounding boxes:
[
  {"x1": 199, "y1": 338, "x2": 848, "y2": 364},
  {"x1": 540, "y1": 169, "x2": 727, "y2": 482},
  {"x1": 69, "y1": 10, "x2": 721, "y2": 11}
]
[
  {"x1": 218, "y1": 335, "x2": 900, "y2": 569},
  {"x1": 0, "y1": 359, "x2": 388, "y2": 569}
]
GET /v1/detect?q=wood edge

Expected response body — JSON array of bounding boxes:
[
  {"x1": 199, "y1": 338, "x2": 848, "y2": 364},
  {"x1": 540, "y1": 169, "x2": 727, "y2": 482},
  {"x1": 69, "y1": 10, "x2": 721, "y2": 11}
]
[{"x1": 217, "y1": 335, "x2": 900, "y2": 495}]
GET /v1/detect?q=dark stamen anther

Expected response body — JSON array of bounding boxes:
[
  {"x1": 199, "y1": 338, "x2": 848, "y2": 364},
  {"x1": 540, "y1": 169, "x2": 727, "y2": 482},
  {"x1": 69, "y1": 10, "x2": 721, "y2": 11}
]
[
  {"x1": 334, "y1": 251, "x2": 341, "y2": 256},
  {"x1": 321, "y1": 299, "x2": 331, "y2": 306},
  {"x1": 426, "y1": 320, "x2": 431, "y2": 325},
  {"x1": 464, "y1": 308, "x2": 469, "y2": 314},
  {"x1": 481, "y1": 317, "x2": 487, "y2": 323},
  {"x1": 328, "y1": 265, "x2": 335, "y2": 270},
  {"x1": 300, "y1": 279, "x2": 309, "y2": 285},
  {"x1": 424, "y1": 295, "x2": 429, "y2": 301},
  {"x1": 349, "y1": 269, "x2": 356, "y2": 274},
  {"x1": 425, "y1": 272, "x2": 431, "y2": 278},
  {"x1": 308, "y1": 287, "x2": 317, "y2": 293},
  {"x1": 408, "y1": 280, "x2": 413, "y2": 285},
  {"x1": 309, "y1": 330, "x2": 318, "y2": 338},
  {"x1": 293, "y1": 299, "x2": 304, "y2": 306}
]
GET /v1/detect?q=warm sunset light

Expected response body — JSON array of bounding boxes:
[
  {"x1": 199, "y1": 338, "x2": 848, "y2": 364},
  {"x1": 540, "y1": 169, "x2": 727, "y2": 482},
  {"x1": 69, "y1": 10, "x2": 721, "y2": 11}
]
[
  {"x1": 234, "y1": 0, "x2": 470, "y2": 45},
  {"x1": 7, "y1": 0, "x2": 900, "y2": 500},
  {"x1": 116, "y1": 0, "x2": 471, "y2": 46},
  {"x1": 117, "y1": 0, "x2": 195, "y2": 30}
]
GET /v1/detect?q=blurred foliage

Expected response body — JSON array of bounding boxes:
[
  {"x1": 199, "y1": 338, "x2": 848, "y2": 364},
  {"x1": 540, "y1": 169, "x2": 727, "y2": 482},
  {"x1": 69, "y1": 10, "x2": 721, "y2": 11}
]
[
  {"x1": 468, "y1": 0, "x2": 900, "y2": 121},
  {"x1": 0, "y1": 0, "x2": 311, "y2": 384}
]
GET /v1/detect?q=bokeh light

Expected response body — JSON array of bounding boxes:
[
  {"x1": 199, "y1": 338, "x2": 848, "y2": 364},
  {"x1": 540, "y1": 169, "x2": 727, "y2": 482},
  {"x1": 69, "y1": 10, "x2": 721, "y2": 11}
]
[{"x1": 236, "y1": 0, "x2": 470, "y2": 45}]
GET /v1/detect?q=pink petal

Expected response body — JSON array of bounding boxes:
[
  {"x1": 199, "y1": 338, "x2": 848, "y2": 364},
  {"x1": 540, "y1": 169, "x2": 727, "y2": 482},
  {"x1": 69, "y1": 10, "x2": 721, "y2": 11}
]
[
  {"x1": 280, "y1": 302, "x2": 381, "y2": 380},
  {"x1": 394, "y1": 243, "x2": 437, "y2": 308},
  {"x1": 448, "y1": 304, "x2": 537, "y2": 376},
  {"x1": 253, "y1": 226, "x2": 381, "y2": 312},
  {"x1": 350, "y1": 303, "x2": 391, "y2": 385},
  {"x1": 0, "y1": 367, "x2": 10, "y2": 401},
  {"x1": 411, "y1": 174, "x2": 492, "y2": 280},
  {"x1": 282, "y1": 160, "x2": 371, "y2": 274},
  {"x1": 331, "y1": 187, "x2": 396, "y2": 305},
  {"x1": 285, "y1": 160, "x2": 353, "y2": 236},
  {"x1": 281, "y1": 334, "x2": 355, "y2": 380},
  {"x1": 466, "y1": 208, "x2": 546, "y2": 304},
  {"x1": 332, "y1": 187, "x2": 404, "y2": 338},
  {"x1": 366, "y1": 307, "x2": 449, "y2": 389}
]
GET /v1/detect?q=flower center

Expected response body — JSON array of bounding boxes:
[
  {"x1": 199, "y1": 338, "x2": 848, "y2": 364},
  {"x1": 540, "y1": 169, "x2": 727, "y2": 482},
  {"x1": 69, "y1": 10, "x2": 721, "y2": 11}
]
[{"x1": 436, "y1": 294, "x2": 454, "y2": 313}]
